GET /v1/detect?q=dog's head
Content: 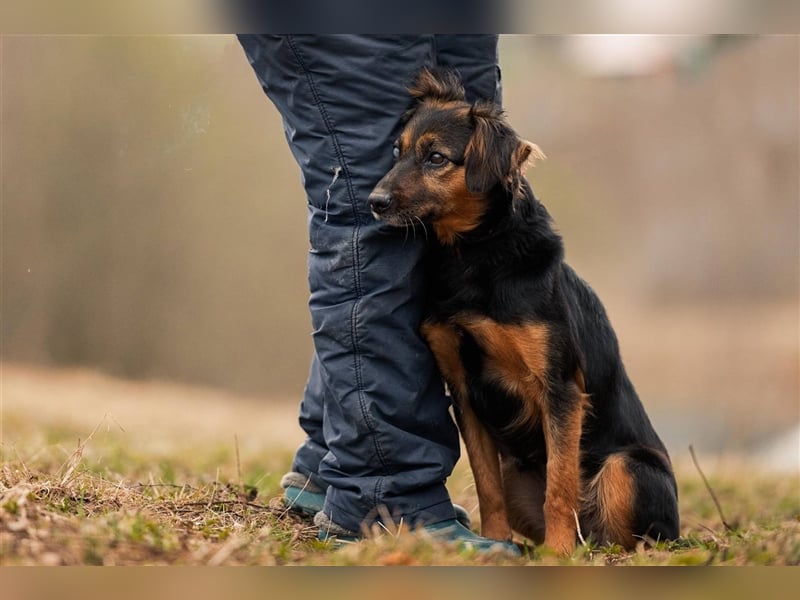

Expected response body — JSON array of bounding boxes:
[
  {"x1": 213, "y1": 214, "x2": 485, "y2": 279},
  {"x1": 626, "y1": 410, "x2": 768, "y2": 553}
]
[{"x1": 369, "y1": 67, "x2": 544, "y2": 245}]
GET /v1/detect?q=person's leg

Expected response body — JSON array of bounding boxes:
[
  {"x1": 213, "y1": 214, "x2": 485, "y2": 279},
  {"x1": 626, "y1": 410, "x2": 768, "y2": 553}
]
[
  {"x1": 237, "y1": 34, "x2": 460, "y2": 532},
  {"x1": 434, "y1": 34, "x2": 502, "y2": 105},
  {"x1": 282, "y1": 35, "x2": 501, "y2": 508}
]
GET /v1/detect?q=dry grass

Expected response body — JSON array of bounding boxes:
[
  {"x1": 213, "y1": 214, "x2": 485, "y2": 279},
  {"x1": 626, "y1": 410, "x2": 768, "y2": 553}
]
[
  {"x1": 0, "y1": 463, "x2": 319, "y2": 566},
  {"x1": 3, "y1": 453, "x2": 798, "y2": 567},
  {"x1": 1, "y1": 363, "x2": 799, "y2": 566}
]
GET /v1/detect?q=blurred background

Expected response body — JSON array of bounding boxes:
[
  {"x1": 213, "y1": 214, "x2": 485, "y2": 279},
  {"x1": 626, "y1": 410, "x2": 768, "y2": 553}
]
[{"x1": 2, "y1": 34, "x2": 798, "y2": 469}]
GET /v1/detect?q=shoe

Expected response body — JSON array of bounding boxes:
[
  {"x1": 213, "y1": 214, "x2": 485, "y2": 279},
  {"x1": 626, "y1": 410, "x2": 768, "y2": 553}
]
[
  {"x1": 422, "y1": 519, "x2": 521, "y2": 556},
  {"x1": 281, "y1": 472, "x2": 325, "y2": 517},
  {"x1": 315, "y1": 511, "x2": 520, "y2": 557},
  {"x1": 281, "y1": 471, "x2": 472, "y2": 529}
]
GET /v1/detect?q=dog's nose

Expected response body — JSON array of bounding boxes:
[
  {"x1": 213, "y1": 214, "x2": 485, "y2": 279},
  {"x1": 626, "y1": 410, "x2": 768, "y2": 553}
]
[{"x1": 369, "y1": 191, "x2": 393, "y2": 214}]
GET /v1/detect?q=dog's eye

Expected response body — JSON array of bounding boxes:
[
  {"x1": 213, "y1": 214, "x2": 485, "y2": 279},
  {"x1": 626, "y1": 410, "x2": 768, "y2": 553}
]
[
  {"x1": 392, "y1": 146, "x2": 400, "y2": 159},
  {"x1": 427, "y1": 152, "x2": 447, "y2": 166}
]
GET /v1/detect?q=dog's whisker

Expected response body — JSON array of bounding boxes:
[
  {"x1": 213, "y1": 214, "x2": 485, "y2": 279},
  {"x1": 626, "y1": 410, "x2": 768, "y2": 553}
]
[{"x1": 414, "y1": 216, "x2": 429, "y2": 242}]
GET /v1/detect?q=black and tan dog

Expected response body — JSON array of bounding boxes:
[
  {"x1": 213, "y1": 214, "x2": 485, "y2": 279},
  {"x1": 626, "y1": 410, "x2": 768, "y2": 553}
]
[{"x1": 368, "y1": 68, "x2": 679, "y2": 554}]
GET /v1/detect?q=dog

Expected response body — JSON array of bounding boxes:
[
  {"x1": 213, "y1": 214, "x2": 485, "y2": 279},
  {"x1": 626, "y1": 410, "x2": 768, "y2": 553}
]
[{"x1": 368, "y1": 68, "x2": 680, "y2": 554}]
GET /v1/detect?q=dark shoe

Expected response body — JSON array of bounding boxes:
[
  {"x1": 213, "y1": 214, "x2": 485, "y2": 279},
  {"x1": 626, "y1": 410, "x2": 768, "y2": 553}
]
[
  {"x1": 315, "y1": 511, "x2": 520, "y2": 556},
  {"x1": 422, "y1": 519, "x2": 521, "y2": 556}
]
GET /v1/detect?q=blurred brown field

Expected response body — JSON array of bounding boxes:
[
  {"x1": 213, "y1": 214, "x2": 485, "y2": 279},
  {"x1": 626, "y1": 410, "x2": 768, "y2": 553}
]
[{"x1": 2, "y1": 35, "x2": 798, "y2": 467}]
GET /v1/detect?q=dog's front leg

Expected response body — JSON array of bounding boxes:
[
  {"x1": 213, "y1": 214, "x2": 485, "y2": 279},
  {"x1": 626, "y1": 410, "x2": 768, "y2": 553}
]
[
  {"x1": 421, "y1": 320, "x2": 513, "y2": 541},
  {"x1": 542, "y1": 381, "x2": 586, "y2": 555},
  {"x1": 453, "y1": 400, "x2": 513, "y2": 541}
]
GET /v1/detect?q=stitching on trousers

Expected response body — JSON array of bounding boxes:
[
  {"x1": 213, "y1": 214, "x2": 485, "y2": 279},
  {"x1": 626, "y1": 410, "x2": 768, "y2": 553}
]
[{"x1": 286, "y1": 36, "x2": 390, "y2": 475}]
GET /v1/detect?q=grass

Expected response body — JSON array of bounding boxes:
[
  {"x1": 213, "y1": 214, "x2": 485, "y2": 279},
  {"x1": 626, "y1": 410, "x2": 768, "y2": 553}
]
[
  {"x1": 3, "y1": 434, "x2": 797, "y2": 566},
  {"x1": 1, "y1": 365, "x2": 799, "y2": 566}
]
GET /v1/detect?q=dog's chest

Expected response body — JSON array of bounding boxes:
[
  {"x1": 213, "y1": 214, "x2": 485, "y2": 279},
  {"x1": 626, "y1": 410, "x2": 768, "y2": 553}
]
[{"x1": 422, "y1": 314, "x2": 551, "y2": 437}]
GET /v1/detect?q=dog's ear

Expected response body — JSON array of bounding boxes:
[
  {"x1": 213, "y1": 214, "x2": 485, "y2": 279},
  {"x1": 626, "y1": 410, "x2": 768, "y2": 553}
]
[
  {"x1": 465, "y1": 103, "x2": 545, "y2": 197},
  {"x1": 408, "y1": 67, "x2": 466, "y2": 104},
  {"x1": 464, "y1": 103, "x2": 519, "y2": 194},
  {"x1": 514, "y1": 140, "x2": 546, "y2": 179},
  {"x1": 509, "y1": 140, "x2": 546, "y2": 208}
]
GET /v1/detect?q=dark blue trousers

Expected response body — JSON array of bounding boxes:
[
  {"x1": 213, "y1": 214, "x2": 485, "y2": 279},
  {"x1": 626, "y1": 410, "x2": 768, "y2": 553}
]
[{"x1": 238, "y1": 34, "x2": 500, "y2": 532}]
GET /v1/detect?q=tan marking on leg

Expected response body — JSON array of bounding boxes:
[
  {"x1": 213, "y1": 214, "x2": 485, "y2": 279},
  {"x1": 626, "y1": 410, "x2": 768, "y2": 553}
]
[
  {"x1": 420, "y1": 320, "x2": 468, "y2": 399},
  {"x1": 541, "y1": 386, "x2": 586, "y2": 555},
  {"x1": 585, "y1": 453, "x2": 636, "y2": 549},
  {"x1": 456, "y1": 403, "x2": 513, "y2": 540}
]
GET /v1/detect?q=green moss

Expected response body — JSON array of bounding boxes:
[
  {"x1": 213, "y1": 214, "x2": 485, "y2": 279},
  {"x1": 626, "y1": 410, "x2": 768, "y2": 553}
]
[{"x1": 2, "y1": 499, "x2": 19, "y2": 515}]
